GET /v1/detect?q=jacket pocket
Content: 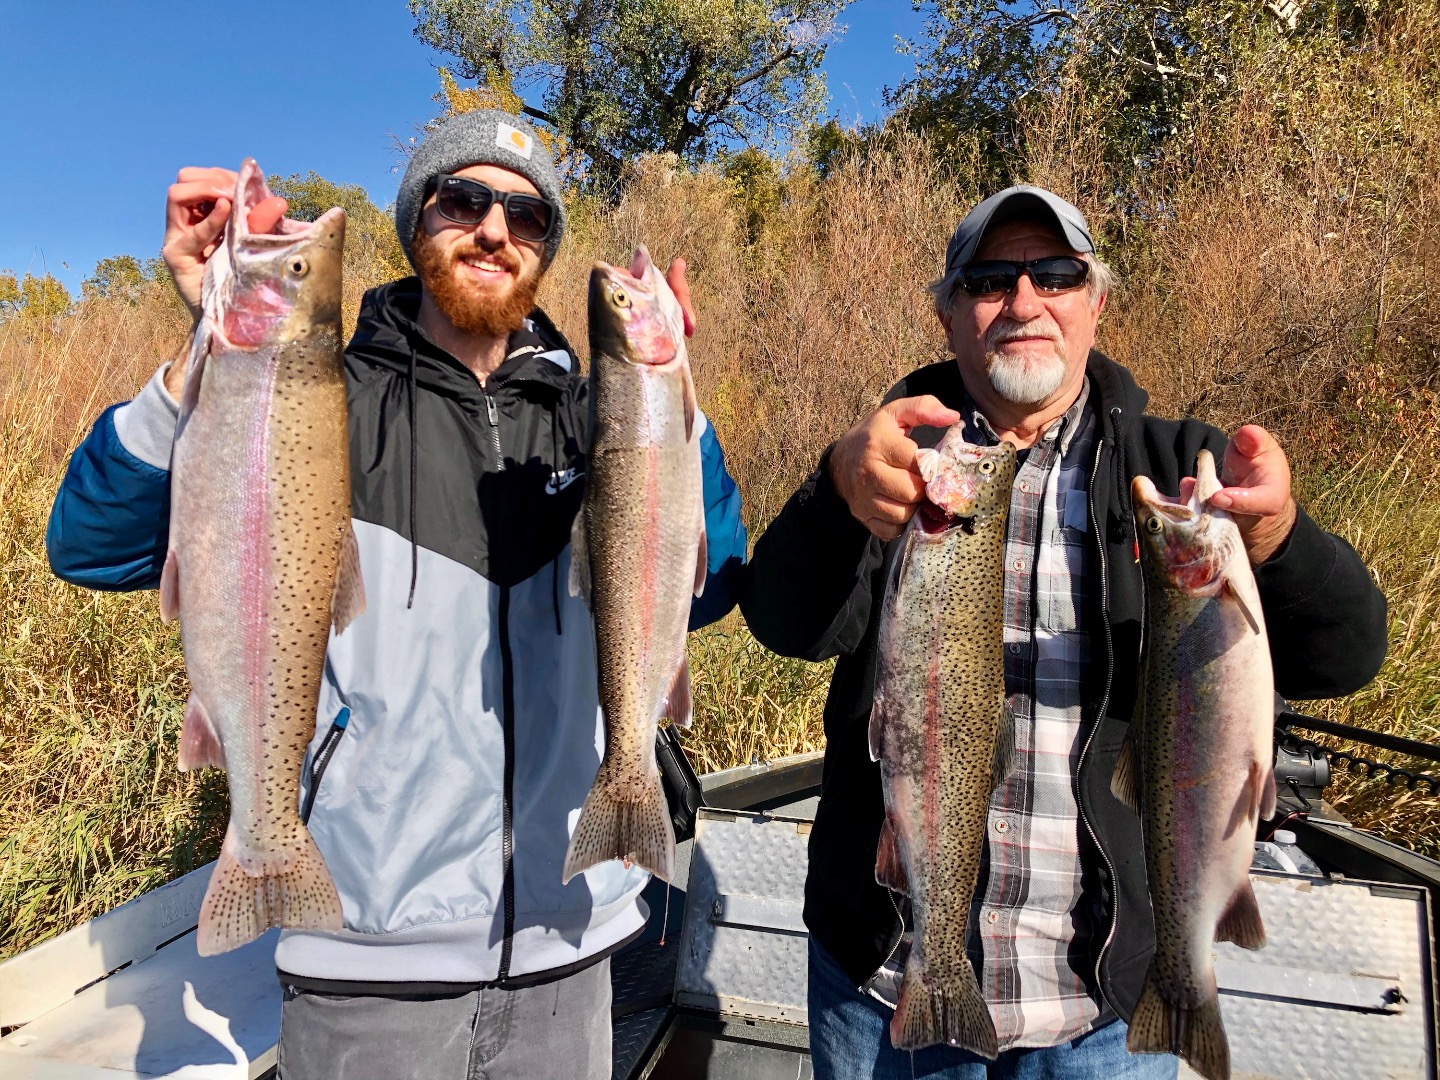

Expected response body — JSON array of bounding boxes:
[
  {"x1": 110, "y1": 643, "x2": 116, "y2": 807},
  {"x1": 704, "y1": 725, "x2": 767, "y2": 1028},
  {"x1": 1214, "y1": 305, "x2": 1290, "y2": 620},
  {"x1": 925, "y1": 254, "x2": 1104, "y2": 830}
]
[{"x1": 301, "y1": 707, "x2": 351, "y2": 825}]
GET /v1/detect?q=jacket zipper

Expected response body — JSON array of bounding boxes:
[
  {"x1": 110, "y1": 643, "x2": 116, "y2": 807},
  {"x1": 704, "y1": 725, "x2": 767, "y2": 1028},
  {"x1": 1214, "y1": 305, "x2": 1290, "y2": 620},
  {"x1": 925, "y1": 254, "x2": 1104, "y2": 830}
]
[
  {"x1": 1076, "y1": 435, "x2": 1121, "y2": 1006},
  {"x1": 496, "y1": 585, "x2": 517, "y2": 979},
  {"x1": 300, "y1": 707, "x2": 350, "y2": 826},
  {"x1": 484, "y1": 390, "x2": 506, "y2": 472}
]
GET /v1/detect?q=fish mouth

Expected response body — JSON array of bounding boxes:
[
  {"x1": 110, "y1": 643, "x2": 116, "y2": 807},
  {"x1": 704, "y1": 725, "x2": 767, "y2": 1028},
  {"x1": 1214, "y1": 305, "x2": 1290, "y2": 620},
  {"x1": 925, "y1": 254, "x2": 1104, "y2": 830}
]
[
  {"x1": 1133, "y1": 477, "x2": 1239, "y2": 593},
  {"x1": 232, "y1": 159, "x2": 344, "y2": 248},
  {"x1": 210, "y1": 160, "x2": 344, "y2": 351},
  {"x1": 916, "y1": 499, "x2": 978, "y2": 535}
]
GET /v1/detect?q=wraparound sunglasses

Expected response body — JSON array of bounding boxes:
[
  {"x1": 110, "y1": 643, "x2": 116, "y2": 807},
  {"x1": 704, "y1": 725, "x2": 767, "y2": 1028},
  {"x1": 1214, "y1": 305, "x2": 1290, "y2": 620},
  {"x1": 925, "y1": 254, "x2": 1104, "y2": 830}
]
[{"x1": 432, "y1": 174, "x2": 559, "y2": 243}]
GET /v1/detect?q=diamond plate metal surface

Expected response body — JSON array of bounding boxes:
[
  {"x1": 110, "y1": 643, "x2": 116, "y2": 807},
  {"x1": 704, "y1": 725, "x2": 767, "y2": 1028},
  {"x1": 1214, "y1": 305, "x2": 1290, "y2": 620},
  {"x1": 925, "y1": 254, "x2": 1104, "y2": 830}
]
[
  {"x1": 674, "y1": 809, "x2": 812, "y2": 1025},
  {"x1": 611, "y1": 1007, "x2": 670, "y2": 1080},
  {"x1": 1212, "y1": 873, "x2": 1434, "y2": 1079}
]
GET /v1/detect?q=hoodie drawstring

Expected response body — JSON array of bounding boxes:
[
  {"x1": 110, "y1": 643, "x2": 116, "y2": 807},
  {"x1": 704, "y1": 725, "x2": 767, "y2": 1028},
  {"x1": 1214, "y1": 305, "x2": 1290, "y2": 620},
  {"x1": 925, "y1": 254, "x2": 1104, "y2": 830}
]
[
  {"x1": 550, "y1": 396, "x2": 564, "y2": 635},
  {"x1": 406, "y1": 347, "x2": 419, "y2": 609}
]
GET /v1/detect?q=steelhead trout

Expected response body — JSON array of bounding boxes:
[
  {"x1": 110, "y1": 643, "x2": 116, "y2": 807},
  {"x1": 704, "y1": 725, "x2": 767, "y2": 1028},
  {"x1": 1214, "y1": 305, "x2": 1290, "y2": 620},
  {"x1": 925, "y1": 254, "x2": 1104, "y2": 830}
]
[
  {"x1": 162, "y1": 160, "x2": 363, "y2": 956},
  {"x1": 869, "y1": 428, "x2": 1017, "y2": 1055},
  {"x1": 1116, "y1": 450, "x2": 1274, "y2": 1080},
  {"x1": 562, "y1": 245, "x2": 706, "y2": 886}
]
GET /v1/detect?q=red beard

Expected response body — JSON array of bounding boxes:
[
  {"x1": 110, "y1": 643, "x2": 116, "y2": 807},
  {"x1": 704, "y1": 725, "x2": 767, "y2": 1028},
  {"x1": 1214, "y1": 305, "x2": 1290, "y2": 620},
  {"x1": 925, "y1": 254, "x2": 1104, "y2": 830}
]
[{"x1": 412, "y1": 229, "x2": 541, "y2": 340}]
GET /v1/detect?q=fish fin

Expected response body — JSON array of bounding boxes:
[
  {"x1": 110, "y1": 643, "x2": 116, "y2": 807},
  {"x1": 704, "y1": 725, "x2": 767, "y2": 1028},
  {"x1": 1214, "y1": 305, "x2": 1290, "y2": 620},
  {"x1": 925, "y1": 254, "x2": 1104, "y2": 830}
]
[
  {"x1": 177, "y1": 696, "x2": 225, "y2": 772},
  {"x1": 196, "y1": 824, "x2": 342, "y2": 957},
  {"x1": 693, "y1": 528, "x2": 707, "y2": 598},
  {"x1": 915, "y1": 447, "x2": 941, "y2": 483},
  {"x1": 330, "y1": 524, "x2": 366, "y2": 635},
  {"x1": 681, "y1": 358, "x2": 697, "y2": 442},
  {"x1": 874, "y1": 817, "x2": 908, "y2": 894},
  {"x1": 990, "y1": 695, "x2": 1016, "y2": 792},
  {"x1": 890, "y1": 963, "x2": 997, "y2": 1057},
  {"x1": 1111, "y1": 725, "x2": 1142, "y2": 814},
  {"x1": 562, "y1": 766, "x2": 676, "y2": 885},
  {"x1": 1216, "y1": 877, "x2": 1266, "y2": 950},
  {"x1": 1126, "y1": 963, "x2": 1229, "y2": 1080},
  {"x1": 868, "y1": 694, "x2": 885, "y2": 762},
  {"x1": 1222, "y1": 575, "x2": 1263, "y2": 635},
  {"x1": 177, "y1": 336, "x2": 207, "y2": 423},
  {"x1": 663, "y1": 656, "x2": 693, "y2": 729},
  {"x1": 568, "y1": 510, "x2": 592, "y2": 606},
  {"x1": 160, "y1": 550, "x2": 181, "y2": 623}
]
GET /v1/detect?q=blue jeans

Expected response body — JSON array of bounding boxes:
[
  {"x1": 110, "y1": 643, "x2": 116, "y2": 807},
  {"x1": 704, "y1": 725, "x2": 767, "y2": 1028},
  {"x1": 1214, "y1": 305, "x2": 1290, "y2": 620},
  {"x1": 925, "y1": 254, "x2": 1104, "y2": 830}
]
[{"x1": 808, "y1": 939, "x2": 1179, "y2": 1079}]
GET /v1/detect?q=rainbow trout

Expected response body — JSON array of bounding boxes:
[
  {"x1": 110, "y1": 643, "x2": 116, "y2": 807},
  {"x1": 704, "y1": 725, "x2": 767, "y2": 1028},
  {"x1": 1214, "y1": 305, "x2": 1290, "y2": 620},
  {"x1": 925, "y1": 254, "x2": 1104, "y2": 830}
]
[
  {"x1": 869, "y1": 428, "x2": 1017, "y2": 1055},
  {"x1": 562, "y1": 245, "x2": 705, "y2": 886},
  {"x1": 162, "y1": 160, "x2": 362, "y2": 956},
  {"x1": 1116, "y1": 450, "x2": 1274, "y2": 1080}
]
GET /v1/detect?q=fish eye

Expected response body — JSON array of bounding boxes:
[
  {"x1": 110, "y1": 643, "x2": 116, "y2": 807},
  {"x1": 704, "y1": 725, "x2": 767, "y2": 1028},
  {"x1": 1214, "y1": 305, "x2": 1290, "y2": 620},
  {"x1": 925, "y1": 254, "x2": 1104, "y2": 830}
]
[
  {"x1": 1145, "y1": 515, "x2": 1164, "y2": 534},
  {"x1": 286, "y1": 256, "x2": 309, "y2": 277},
  {"x1": 611, "y1": 286, "x2": 631, "y2": 308},
  {"x1": 978, "y1": 460, "x2": 995, "y2": 474}
]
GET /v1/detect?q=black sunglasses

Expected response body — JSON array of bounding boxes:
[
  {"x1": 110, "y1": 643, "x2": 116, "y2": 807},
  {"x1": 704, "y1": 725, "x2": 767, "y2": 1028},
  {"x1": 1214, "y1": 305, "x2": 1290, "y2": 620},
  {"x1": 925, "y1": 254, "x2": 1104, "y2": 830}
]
[
  {"x1": 959, "y1": 256, "x2": 1089, "y2": 297},
  {"x1": 431, "y1": 174, "x2": 558, "y2": 243}
]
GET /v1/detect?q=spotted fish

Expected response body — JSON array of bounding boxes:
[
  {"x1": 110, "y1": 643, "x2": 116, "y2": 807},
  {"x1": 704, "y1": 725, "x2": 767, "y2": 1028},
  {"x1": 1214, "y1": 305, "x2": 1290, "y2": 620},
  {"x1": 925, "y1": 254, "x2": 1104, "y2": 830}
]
[
  {"x1": 869, "y1": 427, "x2": 1017, "y2": 1055},
  {"x1": 1115, "y1": 449, "x2": 1274, "y2": 1080},
  {"x1": 162, "y1": 159, "x2": 363, "y2": 956},
  {"x1": 561, "y1": 245, "x2": 706, "y2": 886}
]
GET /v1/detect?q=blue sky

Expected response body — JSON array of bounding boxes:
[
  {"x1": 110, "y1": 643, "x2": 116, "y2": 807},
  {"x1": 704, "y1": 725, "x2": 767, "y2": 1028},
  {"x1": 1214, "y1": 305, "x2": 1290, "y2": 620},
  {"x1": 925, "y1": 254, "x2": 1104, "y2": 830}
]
[{"x1": 0, "y1": 2, "x2": 923, "y2": 295}]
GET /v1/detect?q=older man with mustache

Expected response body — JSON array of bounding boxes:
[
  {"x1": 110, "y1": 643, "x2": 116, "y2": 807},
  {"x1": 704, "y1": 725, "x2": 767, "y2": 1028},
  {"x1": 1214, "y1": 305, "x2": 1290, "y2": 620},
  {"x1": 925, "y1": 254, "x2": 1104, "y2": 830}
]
[{"x1": 741, "y1": 186, "x2": 1387, "y2": 1078}]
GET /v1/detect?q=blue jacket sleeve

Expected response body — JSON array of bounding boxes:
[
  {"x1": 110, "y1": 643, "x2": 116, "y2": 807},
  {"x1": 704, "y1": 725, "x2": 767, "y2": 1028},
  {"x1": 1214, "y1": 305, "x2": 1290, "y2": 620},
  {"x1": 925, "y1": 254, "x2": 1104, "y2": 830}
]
[
  {"x1": 46, "y1": 403, "x2": 172, "y2": 590},
  {"x1": 688, "y1": 419, "x2": 747, "y2": 630}
]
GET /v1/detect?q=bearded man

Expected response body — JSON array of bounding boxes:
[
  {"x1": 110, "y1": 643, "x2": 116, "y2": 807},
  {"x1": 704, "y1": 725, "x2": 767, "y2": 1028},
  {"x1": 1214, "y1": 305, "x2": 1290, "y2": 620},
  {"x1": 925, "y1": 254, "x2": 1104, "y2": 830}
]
[
  {"x1": 46, "y1": 110, "x2": 747, "y2": 1079},
  {"x1": 741, "y1": 185, "x2": 1386, "y2": 1078}
]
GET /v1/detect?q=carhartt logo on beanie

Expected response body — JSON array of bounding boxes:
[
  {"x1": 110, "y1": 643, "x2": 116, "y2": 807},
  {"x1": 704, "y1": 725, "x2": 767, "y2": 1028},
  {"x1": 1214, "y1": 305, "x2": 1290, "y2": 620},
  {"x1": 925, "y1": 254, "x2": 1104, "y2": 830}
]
[{"x1": 395, "y1": 110, "x2": 565, "y2": 269}]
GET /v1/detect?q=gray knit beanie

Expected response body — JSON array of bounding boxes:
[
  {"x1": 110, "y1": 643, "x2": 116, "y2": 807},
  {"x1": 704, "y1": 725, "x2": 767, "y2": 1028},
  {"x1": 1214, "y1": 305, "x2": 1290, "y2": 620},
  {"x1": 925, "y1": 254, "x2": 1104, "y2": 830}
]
[{"x1": 395, "y1": 109, "x2": 566, "y2": 269}]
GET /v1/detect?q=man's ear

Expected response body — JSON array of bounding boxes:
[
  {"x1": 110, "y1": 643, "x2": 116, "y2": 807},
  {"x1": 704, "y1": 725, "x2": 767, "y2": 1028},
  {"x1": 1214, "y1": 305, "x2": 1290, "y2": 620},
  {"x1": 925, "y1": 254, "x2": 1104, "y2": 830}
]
[{"x1": 1093, "y1": 291, "x2": 1108, "y2": 318}]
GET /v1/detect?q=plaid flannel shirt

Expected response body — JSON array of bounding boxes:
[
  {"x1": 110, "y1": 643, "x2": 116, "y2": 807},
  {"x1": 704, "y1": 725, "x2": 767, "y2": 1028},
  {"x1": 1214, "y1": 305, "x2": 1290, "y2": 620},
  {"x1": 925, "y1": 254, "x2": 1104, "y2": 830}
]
[{"x1": 867, "y1": 378, "x2": 1109, "y2": 1049}]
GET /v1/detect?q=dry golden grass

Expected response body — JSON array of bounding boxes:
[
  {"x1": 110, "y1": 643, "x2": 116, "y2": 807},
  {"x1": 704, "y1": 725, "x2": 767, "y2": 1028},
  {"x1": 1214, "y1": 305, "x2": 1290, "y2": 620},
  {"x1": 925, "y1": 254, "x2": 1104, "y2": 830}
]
[{"x1": 4, "y1": 2, "x2": 1440, "y2": 957}]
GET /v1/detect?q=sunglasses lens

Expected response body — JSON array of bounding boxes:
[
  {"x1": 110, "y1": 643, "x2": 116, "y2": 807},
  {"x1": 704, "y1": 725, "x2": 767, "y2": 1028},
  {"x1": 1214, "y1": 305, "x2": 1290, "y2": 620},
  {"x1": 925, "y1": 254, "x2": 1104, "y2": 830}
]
[
  {"x1": 504, "y1": 195, "x2": 552, "y2": 242},
  {"x1": 961, "y1": 263, "x2": 1020, "y2": 296},
  {"x1": 436, "y1": 178, "x2": 494, "y2": 224},
  {"x1": 1030, "y1": 257, "x2": 1089, "y2": 292}
]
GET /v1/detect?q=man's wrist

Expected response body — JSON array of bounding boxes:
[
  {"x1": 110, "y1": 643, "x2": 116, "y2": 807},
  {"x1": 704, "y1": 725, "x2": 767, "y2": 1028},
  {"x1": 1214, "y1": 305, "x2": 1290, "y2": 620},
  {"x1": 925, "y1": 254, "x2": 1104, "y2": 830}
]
[{"x1": 1245, "y1": 498, "x2": 1298, "y2": 565}]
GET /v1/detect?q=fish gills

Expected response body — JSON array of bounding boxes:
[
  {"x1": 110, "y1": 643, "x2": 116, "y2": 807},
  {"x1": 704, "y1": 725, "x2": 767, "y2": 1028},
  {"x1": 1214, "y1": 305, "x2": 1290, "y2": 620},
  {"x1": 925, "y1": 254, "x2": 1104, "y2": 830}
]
[
  {"x1": 1117, "y1": 450, "x2": 1275, "y2": 1080},
  {"x1": 562, "y1": 245, "x2": 705, "y2": 886},
  {"x1": 165, "y1": 160, "x2": 360, "y2": 955},
  {"x1": 870, "y1": 429, "x2": 1017, "y2": 1055}
]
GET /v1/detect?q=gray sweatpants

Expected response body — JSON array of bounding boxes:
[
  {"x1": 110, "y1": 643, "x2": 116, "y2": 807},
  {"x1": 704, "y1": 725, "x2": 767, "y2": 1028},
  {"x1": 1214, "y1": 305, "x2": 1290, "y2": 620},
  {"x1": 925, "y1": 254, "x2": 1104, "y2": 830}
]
[{"x1": 275, "y1": 958, "x2": 612, "y2": 1080}]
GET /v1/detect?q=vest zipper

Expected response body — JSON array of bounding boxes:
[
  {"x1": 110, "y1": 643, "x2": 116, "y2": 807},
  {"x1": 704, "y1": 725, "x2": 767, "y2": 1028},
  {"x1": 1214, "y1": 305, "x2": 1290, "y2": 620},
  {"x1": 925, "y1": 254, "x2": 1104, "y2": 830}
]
[
  {"x1": 300, "y1": 707, "x2": 351, "y2": 826},
  {"x1": 496, "y1": 585, "x2": 517, "y2": 979},
  {"x1": 1076, "y1": 435, "x2": 1121, "y2": 1007}
]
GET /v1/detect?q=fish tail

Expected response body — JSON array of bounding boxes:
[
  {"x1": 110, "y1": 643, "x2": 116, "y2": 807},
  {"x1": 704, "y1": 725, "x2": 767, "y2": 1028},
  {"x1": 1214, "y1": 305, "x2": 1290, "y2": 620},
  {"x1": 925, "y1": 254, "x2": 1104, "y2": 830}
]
[
  {"x1": 196, "y1": 824, "x2": 343, "y2": 956},
  {"x1": 562, "y1": 766, "x2": 676, "y2": 885},
  {"x1": 1126, "y1": 964, "x2": 1230, "y2": 1080},
  {"x1": 889, "y1": 965, "x2": 997, "y2": 1058}
]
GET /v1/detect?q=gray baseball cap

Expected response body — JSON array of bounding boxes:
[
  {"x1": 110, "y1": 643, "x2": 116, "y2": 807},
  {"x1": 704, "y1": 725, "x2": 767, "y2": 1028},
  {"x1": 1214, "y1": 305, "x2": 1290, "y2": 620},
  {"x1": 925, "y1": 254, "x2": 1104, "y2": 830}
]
[
  {"x1": 395, "y1": 109, "x2": 566, "y2": 270},
  {"x1": 943, "y1": 185, "x2": 1094, "y2": 274}
]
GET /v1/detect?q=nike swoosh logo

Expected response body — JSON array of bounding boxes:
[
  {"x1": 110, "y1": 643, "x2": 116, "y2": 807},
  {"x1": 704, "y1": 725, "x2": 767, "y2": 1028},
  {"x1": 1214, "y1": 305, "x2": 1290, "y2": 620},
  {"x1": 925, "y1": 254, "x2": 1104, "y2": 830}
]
[{"x1": 545, "y1": 468, "x2": 583, "y2": 495}]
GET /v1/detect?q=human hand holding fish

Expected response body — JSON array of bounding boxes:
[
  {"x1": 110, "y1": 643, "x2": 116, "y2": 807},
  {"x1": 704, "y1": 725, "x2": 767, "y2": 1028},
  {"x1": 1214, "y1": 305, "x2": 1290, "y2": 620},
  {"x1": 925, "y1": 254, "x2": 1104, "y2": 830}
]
[
  {"x1": 162, "y1": 165, "x2": 289, "y2": 398},
  {"x1": 1177, "y1": 423, "x2": 1297, "y2": 565},
  {"x1": 829, "y1": 395, "x2": 963, "y2": 540}
]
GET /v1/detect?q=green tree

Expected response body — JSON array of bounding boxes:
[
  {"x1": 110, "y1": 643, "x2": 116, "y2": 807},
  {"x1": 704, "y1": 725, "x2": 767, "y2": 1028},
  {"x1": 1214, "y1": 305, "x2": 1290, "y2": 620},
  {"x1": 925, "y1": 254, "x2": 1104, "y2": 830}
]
[
  {"x1": 0, "y1": 271, "x2": 19, "y2": 319},
  {"x1": 13, "y1": 273, "x2": 73, "y2": 326},
  {"x1": 82, "y1": 255, "x2": 148, "y2": 304},
  {"x1": 409, "y1": 0, "x2": 845, "y2": 186},
  {"x1": 268, "y1": 172, "x2": 409, "y2": 291},
  {"x1": 889, "y1": 0, "x2": 1298, "y2": 180}
]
